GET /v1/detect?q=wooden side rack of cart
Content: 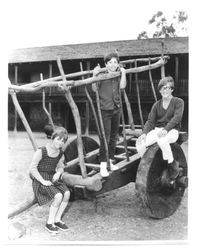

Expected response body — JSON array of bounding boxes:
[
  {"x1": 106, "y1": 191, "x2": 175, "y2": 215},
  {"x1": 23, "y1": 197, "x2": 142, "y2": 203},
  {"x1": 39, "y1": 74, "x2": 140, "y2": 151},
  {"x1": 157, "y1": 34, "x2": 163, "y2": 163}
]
[{"x1": 8, "y1": 53, "x2": 188, "y2": 219}]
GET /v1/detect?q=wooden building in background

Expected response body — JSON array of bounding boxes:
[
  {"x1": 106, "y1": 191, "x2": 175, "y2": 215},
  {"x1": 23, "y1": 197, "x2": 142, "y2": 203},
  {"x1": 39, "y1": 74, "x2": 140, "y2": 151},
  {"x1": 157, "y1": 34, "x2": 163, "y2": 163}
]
[{"x1": 8, "y1": 37, "x2": 188, "y2": 133}]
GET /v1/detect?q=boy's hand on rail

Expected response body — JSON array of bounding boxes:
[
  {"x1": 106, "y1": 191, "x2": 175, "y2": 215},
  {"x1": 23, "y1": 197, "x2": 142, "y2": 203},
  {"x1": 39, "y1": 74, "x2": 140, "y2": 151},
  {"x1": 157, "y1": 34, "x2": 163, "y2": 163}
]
[
  {"x1": 93, "y1": 64, "x2": 101, "y2": 77},
  {"x1": 120, "y1": 67, "x2": 126, "y2": 74}
]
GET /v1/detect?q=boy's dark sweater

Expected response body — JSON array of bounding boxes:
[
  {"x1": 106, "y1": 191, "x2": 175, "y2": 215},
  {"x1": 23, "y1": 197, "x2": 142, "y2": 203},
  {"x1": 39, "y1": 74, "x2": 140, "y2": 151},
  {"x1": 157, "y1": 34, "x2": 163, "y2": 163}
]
[{"x1": 143, "y1": 97, "x2": 184, "y2": 135}]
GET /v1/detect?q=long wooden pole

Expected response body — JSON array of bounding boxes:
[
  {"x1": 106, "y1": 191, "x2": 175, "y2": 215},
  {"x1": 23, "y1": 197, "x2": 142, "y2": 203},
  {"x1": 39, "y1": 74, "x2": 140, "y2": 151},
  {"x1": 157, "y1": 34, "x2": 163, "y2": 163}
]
[
  {"x1": 13, "y1": 65, "x2": 18, "y2": 133},
  {"x1": 175, "y1": 56, "x2": 179, "y2": 85},
  {"x1": 161, "y1": 41, "x2": 165, "y2": 78},
  {"x1": 80, "y1": 61, "x2": 90, "y2": 136},
  {"x1": 119, "y1": 90, "x2": 129, "y2": 161},
  {"x1": 148, "y1": 59, "x2": 157, "y2": 102},
  {"x1": 121, "y1": 55, "x2": 169, "y2": 65},
  {"x1": 135, "y1": 60, "x2": 144, "y2": 129},
  {"x1": 123, "y1": 89, "x2": 135, "y2": 130},
  {"x1": 40, "y1": 74, "x2": 55, "y2": 130},
  {"x1": 48, "y1": 62, "x2": 53, "y2": 116},
  {"x1": 10, "y1": 58, "x2": 167, "y2": 92},
  {"x1": 57, "y1": 58, "x2": 87, "y2": 178},
  {"x1": 10, "y1": 91, "x2": 38, "y2": 151},
  {"x1": 80, "y1": 62, "x2": 101, "y2": 139}
]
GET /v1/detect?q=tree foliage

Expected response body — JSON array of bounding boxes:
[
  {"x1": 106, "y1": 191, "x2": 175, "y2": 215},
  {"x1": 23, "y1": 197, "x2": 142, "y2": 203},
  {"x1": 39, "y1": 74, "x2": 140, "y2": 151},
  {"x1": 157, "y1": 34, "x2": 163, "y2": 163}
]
[{"x1": 137, "y1": 11, "x2": 188, "y2": 39}]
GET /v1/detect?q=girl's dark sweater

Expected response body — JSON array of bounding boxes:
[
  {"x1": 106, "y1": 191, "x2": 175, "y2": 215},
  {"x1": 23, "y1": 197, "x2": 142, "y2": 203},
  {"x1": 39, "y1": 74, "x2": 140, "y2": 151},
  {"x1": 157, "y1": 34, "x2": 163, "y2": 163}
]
[{"x1": 143, "y1": 97, "x2": 184, "y2": 135}]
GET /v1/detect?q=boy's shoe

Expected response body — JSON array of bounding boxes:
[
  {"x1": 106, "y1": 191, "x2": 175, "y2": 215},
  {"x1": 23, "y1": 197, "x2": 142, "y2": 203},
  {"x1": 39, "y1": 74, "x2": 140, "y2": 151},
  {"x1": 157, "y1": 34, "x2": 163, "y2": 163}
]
[
  {"x1": 100, "y1": 162, "x2": 109, "y2": 177},
  {"x1": 110, "y1": 159, "x2": 118, "y2": 171},
  {"x1": 54, "y1": 221, "x2": 68, "y2": 231},
  {"x1": 168, "y1": 160, "x2": 180, "y2": 179},
  {"x1": 45, "y1": 223, "x2": 58, "y2": 234}
]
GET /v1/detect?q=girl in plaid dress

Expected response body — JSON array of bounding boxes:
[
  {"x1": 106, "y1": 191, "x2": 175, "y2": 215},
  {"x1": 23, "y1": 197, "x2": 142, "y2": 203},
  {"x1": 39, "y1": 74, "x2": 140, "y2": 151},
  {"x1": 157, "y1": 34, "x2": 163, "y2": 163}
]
[{"x1": 29, "y1": 127, "x2": 70, "y2": 234}]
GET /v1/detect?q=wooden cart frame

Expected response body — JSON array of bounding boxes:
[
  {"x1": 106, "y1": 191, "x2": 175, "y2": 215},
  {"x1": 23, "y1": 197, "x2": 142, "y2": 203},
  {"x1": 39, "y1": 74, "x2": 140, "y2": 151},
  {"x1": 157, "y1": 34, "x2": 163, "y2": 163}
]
[{"x1": 8, "y1": 53, "x2": 188, "y2": 219}]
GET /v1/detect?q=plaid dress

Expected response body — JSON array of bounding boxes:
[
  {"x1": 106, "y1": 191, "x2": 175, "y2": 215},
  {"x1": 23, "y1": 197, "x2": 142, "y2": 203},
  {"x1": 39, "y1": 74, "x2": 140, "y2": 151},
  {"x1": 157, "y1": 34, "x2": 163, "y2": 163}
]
[{"x1": 32, "y1": 146, "x2": 68, "y2": 206}]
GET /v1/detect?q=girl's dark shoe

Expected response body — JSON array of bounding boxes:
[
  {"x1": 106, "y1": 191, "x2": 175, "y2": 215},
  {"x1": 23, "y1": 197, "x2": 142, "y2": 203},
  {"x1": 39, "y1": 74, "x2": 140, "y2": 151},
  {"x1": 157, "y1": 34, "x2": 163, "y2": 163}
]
[
  {"x1": 45, "y1": 224, "x2": 58, "y2": 234},
  {"x1": 54, "y1": 221, "x2": 68, "y2": 231}
]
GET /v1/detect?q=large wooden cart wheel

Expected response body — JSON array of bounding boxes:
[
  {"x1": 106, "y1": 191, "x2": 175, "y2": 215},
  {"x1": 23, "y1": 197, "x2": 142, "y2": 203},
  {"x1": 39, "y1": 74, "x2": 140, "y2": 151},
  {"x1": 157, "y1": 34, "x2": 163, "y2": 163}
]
[
  {"x1": 64, "y1": 135, "x2": 99, "y2": 162},
  {"x1": 135, "y1": 143, "x2": 187, "y2": 219}
]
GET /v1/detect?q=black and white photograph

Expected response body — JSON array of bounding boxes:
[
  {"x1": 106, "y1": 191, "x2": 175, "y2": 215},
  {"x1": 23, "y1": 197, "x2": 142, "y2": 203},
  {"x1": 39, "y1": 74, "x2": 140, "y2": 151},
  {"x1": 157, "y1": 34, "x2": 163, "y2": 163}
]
[{"x1": 2, "y1": 0, "x2": 196, "y2": 247}]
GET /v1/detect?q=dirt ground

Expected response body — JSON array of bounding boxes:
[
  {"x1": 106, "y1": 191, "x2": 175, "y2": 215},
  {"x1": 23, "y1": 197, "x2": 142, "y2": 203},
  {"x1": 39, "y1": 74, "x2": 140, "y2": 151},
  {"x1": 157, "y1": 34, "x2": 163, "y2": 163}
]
[{"x1": 7, "y1": 132, "x2": 188, "y2": 243}]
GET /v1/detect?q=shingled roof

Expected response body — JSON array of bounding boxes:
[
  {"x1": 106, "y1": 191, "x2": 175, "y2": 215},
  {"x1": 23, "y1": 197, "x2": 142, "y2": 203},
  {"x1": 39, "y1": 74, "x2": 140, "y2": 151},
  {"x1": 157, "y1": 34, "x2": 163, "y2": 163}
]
[{"x1": 9, "y1": 37, "x2": 188, "y2": 64}]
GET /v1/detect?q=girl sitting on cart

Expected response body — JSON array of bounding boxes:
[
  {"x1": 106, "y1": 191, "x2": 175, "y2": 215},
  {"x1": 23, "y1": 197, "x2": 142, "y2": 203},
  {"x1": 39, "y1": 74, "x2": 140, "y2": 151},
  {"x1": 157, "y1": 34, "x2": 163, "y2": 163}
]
[
  {"x1": 29, "y1": 127, "x2": 70, "y2": 234},
  {"x1": 136, "y1": 76, "x2": 184, "y2": 180}
]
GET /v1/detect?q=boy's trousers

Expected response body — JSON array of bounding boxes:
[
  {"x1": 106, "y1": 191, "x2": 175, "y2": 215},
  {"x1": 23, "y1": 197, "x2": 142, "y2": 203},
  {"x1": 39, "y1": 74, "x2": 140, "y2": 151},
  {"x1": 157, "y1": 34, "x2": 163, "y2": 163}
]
[
  {"x1": 99, "y1": 108, "x2": 121, "y2": 162},
  {"x1": 136, "y1": 127, "x2": 179, "y2": 163}
]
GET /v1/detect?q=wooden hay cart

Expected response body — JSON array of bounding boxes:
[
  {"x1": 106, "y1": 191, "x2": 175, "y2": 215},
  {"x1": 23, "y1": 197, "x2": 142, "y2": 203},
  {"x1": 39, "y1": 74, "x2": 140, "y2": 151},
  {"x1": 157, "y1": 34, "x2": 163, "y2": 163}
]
[{"x1": 8, "y1": 54, "x2": 188, "y2": 219}]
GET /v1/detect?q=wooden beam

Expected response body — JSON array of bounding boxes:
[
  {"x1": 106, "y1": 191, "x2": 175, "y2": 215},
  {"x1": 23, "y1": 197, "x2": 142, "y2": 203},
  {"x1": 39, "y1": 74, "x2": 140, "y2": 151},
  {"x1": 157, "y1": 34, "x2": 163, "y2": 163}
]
[
  {"x1": 175, "y1": 56, "x2": 179, "y2": 84},
  {"x1": 161, "y1": 41, "x2": 165, "y2": 78},
  {"x1": 14, "y1": 65, "x2": 18, "y2": 133},
  {"x1": 80, "y1": 60, "x2": 101, "y2": 139},
  {"x1": 9, "y1": 58, "x2": 168, "y2": 93},
  {"x1": 85, "y1": 163, "x2": 100, "y2": 170},
  {"x1": 61, "y1": 172, "x2": 102, "y2": 192},
  {"x1": 123, "y1": 89, "x2": 135, "y2": 130},
  {"x1": 121, "y1": 55, "x2": 169, "y2": 65},
  {"x1": 85, "y1": 100, "x2": 90, "y2": 135},
  {"x1": 57, "y1": 58, "x2": 87, "y2": 178},
  {"x1": 48, "y1": 62, "x2": 53, "y2": 116},
  {"x1": 148, "y1": 59, "x2": 157, "y2": 101},
  {"x1": 41, "y1": 73, "x2": 55, "y2": 130},
  {"x1": 10, "y1": 91, "x2": 38, "y2": 151},
  {"x1": 116, "y1": 145, "x2": 137, "y2": 151},
  {"x1": 135, "y1": 60, "x2": 144, "y2": 129},
  {"x1": 119, "y1": 90, "x2": 129, "y2": 161}
]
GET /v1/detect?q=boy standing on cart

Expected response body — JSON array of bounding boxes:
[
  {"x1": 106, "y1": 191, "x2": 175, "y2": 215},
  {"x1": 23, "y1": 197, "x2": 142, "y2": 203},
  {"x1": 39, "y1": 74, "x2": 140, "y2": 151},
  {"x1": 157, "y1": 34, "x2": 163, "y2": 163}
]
[{"x1": 92, "y1": 52, "x2": 127, "y2": 177}]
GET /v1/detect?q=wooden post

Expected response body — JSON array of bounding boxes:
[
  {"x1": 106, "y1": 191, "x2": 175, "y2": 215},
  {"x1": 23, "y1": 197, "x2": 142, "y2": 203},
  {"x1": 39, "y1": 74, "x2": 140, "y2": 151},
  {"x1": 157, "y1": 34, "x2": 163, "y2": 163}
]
[
  {"x1": 135, "y1": 60, "x2": 144, "y2": 129},
  {"x1": 49, "y1": 62, "x2": 53, "y2": 116},
  {"x1": 85, "y1": 100, "x2": 90, "y2": 135},
  {"x1": 175, "y1": 56, "x2": 179, "y2": 85},
  {"x1": 85, "y1": 61, "x2": 90, "y2": 135},
  {"x1": 161, "y1": 41, "x2": 165, "y2": 78},
  {"x1": 10, "y1": 91, "x2": 38, "y2": 151},
  {"x1": 57, "y1": 58, "x2": 87, "y2": 178},
  {"x1": 148, "y1": 59, "x2": 157, "y2": 102},
  {"x1": 123, "y1": 89, "x2": 135, "y2": 130},
  {"x1": 80, "y1": 61, "x2": 101, "y2": 139},
  {"x1": 119, "y1": 90, "x2": 129, "y2": 161},
  {"x1": 129, "y1": 63, "x2": 132, "y2": 94},
  {"x1": 14, "y1": 65, "x2": 18, "y2": 133},
  {"x1": 40, "y1": 73, "x2": 55, "y2": 130}
]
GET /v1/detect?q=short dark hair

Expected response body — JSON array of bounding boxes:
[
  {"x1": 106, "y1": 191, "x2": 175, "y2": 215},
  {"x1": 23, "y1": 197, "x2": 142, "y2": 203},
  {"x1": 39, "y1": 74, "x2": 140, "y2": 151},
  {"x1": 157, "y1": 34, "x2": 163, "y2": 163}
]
[
  {"x1": 51, "y1": 127, "x2": 68, "y2": 143},
  {"x1": 104, "y1": 52, "x2": 120, "y2": 64},
  {"x1": 158, "y1": 76, "x2": 175, "y2": 91}
]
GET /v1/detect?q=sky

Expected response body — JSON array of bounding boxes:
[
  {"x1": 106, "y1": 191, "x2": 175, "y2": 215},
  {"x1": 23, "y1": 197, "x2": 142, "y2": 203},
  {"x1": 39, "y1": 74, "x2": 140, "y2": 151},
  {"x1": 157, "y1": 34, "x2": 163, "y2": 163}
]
[{"x1": 3, "y1": 0, "x2": 190, "y2": 50}]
